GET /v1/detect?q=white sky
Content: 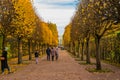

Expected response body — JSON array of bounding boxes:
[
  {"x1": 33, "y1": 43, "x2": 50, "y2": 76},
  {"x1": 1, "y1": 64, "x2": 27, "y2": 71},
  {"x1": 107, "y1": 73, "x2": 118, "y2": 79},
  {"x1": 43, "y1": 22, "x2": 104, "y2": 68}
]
[{"x1": 33, "y1": 0, "x2": 78, "y2": 36}]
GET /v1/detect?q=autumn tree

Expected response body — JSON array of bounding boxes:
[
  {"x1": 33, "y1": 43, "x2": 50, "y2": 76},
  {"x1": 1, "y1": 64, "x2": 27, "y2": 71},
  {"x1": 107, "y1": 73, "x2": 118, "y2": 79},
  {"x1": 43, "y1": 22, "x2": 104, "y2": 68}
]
[
  {"x1": 11, "y1": 0, "x2": 36, "y2": 64},
  {"x1": 0, "y1": 0, "x2": 15, "y2": 49},
  {"x1": 67, "y1": 0, "x2": 120, "y2": 70},
  {"x1": 71, "y1": 2, "x2": 89, "y2": 60},
  {"x1": 80, "y1": 0, "x2": 91, "y2": 63},
  {"x1": 32, "y1": 19, "x2": 57, "y2": 55},
  {"x1": 63, "y1": 24, "x2": 71, "y2": 51},
  {"x1": 48, "y1": 22, "x2": 58, "y2": 46},
  {"x1": 89, "y1": 0, "x2": 119, "y2": 70}
]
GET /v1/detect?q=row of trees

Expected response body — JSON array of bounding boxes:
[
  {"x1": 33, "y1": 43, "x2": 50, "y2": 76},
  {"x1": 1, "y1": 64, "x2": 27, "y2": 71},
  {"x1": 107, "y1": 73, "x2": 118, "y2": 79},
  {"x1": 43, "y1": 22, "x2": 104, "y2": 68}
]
[
  {"x1": 63, "y1": 0, "x2": 120, "y2": 70},
  {"x1": 0, "y1": 0, "x2": 58, "y2": 64}
]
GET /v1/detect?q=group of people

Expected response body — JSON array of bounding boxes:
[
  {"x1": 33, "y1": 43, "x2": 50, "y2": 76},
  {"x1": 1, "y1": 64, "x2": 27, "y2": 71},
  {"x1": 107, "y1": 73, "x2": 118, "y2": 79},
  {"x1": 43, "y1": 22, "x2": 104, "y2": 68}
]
[
  {"x1": 0, "y1": 47, "x2": 59, "y2": 74},
  {"x1": 46, "y1": 47, "x2": 59, "y2": 61},
  {"x1": 34, "y1": 46, "x2": 59, "y2": 64}
]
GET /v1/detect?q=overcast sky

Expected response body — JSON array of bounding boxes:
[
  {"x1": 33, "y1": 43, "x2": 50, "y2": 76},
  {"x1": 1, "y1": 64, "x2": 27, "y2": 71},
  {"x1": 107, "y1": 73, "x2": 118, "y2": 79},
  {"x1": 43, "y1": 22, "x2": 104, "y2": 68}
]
[{"x1": 33, "y1": 0, "x2": 79, "y2": 36}]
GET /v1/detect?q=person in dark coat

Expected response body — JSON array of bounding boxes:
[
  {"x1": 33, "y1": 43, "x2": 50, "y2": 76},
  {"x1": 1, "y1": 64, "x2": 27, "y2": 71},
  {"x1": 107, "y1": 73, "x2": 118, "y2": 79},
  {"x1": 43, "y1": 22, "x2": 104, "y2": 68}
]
[
  {"x1": 46, "y1": 47, "x2": 51, "y2": 61},
  {"x1": 1, "y1": 48, "x2": 10, "y2": 74},
  {"x1": 34, "y1": 50, "x2": 39, "y2": 64}
]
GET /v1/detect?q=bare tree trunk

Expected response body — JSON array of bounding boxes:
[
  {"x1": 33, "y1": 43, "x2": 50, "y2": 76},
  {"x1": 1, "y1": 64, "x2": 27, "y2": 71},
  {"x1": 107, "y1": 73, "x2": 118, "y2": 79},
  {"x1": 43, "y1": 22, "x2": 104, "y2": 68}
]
[
  {"x1": 18, "y1": 37, "x2": 23, "y2": 64},
  {"x1": 34, "y1": 41, "x2": 37, "y2": 50},
  {"x1": 95, "y1": 37, "x2": 101, "y2": 70},
  {"x1": 28, "y1": 39, "x2": 32, "y2": 60},
  {"x1": 32, "y1": 41, "x2": 34, "y2": 54},
  {"x1": 42, "y1": 44, "x2": 44, "y2": 55},
  {"x1": 86, "y1": 37, "x2": 90, "y2": 64},
  {"x1": 70, "y1": 42, "x2": 73, "y2": 53},
  {"x1": 81, "y1": 42, "x2": 84, "y2": 61},
  {"x1": 38, "y1": 42, "x2": 40, "y2": 51},
  {"x1": 2, "y1": 34, "x2": 6, "y2": 49},
  {"x1": 68, "y1": 44, "x2": 70, "y2": 52},
  {"x1": 74, "y1": 41, "x2": 77, "y2": 56},
  {"x1": 40, "y1": 44, "x2": 42, "y2": 56},
  {"x1": 78, "y1": 40, "x2": 80, "y2": 58},
  {"x1": 102, "y1": 47, "x2": 105, "y2": 60}
]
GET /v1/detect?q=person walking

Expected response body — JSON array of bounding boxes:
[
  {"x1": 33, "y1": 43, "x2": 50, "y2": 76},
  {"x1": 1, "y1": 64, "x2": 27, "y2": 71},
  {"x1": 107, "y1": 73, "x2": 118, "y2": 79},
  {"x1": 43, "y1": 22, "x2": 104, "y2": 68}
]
[
  {"x1": 46, "y1": 47, "x2": 51, "y2": 61},
  {"x1": 0, "y1": 48, "x2": 10, "y2": 74},
  {"x1": 51, "y1": 47, "x2": 55, "y2": 61},
  {"x1": 34, "y1": 50, "x2": 39, "y2": 64},
  {"x1": 55, "y1": 47, "x2": 59, "y2": 60}
]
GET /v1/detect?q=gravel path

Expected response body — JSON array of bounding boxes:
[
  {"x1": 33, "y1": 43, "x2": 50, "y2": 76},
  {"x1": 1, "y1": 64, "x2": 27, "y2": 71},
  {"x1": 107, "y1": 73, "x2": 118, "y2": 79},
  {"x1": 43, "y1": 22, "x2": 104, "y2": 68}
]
[{"x1": 0, "y1": 49, "x2": 120, "y2": 80}]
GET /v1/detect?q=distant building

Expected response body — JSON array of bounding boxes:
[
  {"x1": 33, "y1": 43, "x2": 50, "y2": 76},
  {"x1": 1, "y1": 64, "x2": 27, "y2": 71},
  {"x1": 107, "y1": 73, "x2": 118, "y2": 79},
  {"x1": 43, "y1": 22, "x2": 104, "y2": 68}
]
[{"x1": 58, "y1": 35, "x2": 63, "y2": 46}]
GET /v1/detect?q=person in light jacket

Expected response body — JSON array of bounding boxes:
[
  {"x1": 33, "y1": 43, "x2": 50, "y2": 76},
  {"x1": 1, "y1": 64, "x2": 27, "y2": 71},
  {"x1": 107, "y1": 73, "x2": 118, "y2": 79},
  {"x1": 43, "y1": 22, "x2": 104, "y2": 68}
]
[
  {"x1": 51, "y1": 47, "x2": 55, "y2": 61},
  {"x1": 55, "y1": 47, "x2": 59, "y2": 60}
]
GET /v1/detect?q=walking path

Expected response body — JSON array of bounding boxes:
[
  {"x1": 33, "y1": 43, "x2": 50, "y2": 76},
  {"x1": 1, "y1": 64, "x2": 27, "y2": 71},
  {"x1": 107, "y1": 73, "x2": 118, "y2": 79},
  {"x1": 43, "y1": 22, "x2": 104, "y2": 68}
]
[{"x1": 0, "y1": 49, "x2": 120, "y2": 80}]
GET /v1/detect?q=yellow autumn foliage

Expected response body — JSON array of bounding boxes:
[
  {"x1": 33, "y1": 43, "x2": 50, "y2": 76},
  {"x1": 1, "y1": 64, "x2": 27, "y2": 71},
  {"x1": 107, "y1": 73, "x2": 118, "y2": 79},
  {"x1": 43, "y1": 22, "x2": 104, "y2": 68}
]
[
  {"x1": 11, "y1": 0, "x2": 36, "y2": 37},
  {"x1": 63, "y1": 24, "x2": 71, "y2": 46}
]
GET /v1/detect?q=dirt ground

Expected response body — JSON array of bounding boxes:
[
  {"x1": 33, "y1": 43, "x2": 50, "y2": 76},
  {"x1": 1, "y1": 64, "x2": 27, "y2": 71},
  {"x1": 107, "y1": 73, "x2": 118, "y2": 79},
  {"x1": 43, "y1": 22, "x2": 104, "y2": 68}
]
[{"x1": 0, "y1": 49, "x2": 120, "y2": 80}]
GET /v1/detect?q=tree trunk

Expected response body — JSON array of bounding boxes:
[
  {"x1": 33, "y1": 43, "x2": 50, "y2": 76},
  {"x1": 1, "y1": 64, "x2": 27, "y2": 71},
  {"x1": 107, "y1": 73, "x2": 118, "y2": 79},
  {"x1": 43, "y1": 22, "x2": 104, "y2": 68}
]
[
  {"x1": 74, "y1": 41, "x2": 76, "y2": 56},
  {"x1": 102, "y1": 47, "x2": 105, "y2": 60},
  {"x1": 38, "y1": 42, "x2": 40, "y2": 51},
  {"x1": 37, "y1": 41, "x2": 39, "y2": 50},
  {"x1": 86, "y1": 37, "x2": 91, "y2": 64},
  {"x1": 95, "y1": 37, "x2": 101, "y2": 70},
  {"x1": 70, "y1": 42, "x2": 73, "y2": 53},
  {"x1": 32, "y1": 41, "x2": 34, "y2": 54},
  {"x1": 42, "y1": 44, "x2": 44, "y2": 55},
  {"x1": 18, "y1": 37, "x2": 23, "y2": 64},
  {"x1": 2, "y1": 34, "x2": 6, "y2": 49},
  {"x1": 28, "y1": 39, "x2": 32, "y2": 60},
  {"x1": 81, "y1": 42, "x2": 84, "y2": 61},
  {"x1": 68, "y1": 43, "x2": 71, "y2": 52},
  {"x1": 77, "y1": 40, "x2": 80, "y2": 58},
  {"x1": 34, "y1": 41, "x2": 37, "y2": 50},
  {"x1": 43, "y1": 44, "x2": 45, "y2": 54},
  {"x1": 40, "y1": 44, "x2": 42, "y2": 56}
]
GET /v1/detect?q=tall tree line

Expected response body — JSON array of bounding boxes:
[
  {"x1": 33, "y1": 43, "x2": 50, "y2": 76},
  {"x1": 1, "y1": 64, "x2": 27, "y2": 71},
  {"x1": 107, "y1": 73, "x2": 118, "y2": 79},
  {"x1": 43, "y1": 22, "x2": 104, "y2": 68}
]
[
  {"x1": 0, "y1": 0, "x2": 58, "y2": 64},
  {"x1": 63, "y1": 0, "x2": 120, "y2": 70}
]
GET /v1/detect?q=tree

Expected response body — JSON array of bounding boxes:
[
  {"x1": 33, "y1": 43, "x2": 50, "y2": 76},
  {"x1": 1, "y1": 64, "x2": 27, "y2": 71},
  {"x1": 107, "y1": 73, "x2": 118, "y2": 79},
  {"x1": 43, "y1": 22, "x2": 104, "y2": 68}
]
[
  {"x1": 67, "y1": 0, "x2": 120, "y2": 70},
  {"x1": 0, "y1": 0, "x2": 15, "y2": 49},
  {"x1": 11, "y1": 0, "x2": 36, "y2": 64},
  {"x1": 89, "y1": 0, "x2": 119, "y2": 70},
  {"x1": 48, "y1": 22, "x2": 58, "y2": 46},
  {"x1": 63, "y1": 24, "x2": 71, "y2": 50}
]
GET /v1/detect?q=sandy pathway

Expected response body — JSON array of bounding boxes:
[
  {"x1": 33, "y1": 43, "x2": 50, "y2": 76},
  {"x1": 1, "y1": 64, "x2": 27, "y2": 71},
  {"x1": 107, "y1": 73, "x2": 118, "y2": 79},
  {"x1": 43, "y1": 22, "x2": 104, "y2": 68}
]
[{"x1": 0, "y1": 49, "x2": 120, "y2": 80}]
